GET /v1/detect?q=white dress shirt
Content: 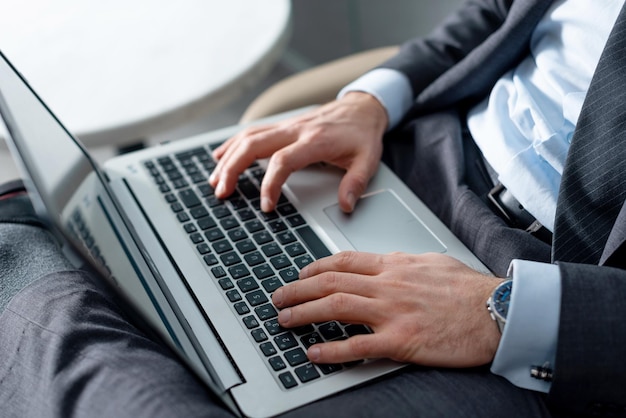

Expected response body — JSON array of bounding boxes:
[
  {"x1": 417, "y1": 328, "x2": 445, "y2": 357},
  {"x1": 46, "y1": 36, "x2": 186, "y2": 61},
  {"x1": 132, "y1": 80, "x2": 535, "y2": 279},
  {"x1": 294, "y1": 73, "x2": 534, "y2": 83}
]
[{"x1": 339, "y1": 0, "x2": 624, "y2": 392}]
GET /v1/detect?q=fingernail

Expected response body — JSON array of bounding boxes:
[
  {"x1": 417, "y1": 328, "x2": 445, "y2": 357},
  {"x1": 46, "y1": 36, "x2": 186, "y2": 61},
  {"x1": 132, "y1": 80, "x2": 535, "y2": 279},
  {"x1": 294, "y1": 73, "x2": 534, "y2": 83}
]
[
  {"x1": 278, "y1": 308, "x2": 291, "y2": 324},
  {"x1": 272, "y1": 288, "x2": 283, "y2": 307},
  {"x1": 346, "y1": 192, "x2": 356, "y2": 211},
  {"x1": 261, "y1": 197, "x2": 273, "y2": 212},
  {"x1": 308, "y1": 346, "x2": 321, "y2": 362},
  {"x1": 216, "y1": 181, "x2": 225, "y2": 196},
  {"x1": 209, "y1": 172, "x2": 216, "y2": 184}
]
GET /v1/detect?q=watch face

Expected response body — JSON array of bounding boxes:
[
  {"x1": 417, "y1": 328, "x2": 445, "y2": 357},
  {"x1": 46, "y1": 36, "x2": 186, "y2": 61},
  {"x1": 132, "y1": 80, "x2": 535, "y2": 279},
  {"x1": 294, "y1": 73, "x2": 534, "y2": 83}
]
[{"x1": 493, "y1": 281, "x2": 512, "y2": 318}]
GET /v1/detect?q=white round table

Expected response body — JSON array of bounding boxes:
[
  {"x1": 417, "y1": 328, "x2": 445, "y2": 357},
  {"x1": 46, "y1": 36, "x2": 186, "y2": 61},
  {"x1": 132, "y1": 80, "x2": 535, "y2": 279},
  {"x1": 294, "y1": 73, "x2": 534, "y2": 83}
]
[{"x1": 0, "y1": 0, "x2": 291, "y2": 147}]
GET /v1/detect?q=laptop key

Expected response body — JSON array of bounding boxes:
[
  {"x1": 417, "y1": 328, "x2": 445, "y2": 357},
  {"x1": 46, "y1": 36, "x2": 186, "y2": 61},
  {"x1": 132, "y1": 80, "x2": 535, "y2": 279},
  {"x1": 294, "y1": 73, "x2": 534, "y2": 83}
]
[
  {"x1": 276, "y1": 231, "x2": 296, "y2": 245},
  {"x1": 245, "y1": 219, "x2": 264, "y2": 233},
  {"x1": 189, "y1": 233, "x2": 204, "y2": 244},
  {"x1": 244, "y1": 251, "x2": 265, "y2": 266},
  {"x1": 236, "y1": 276, "x2": 258, "y2": 292},
  {"x1": 237, "y1": 208, "x2": 256, "y2": 222},
  {"x1": 294, "y1": 254, "x2": 314, "y2": 269},
  {"x1": 190, "y1": 174, "x2": 206, "y2": 184},
  {"x1": 259, "y1": 211, "x2": 279, "y2": 222},
  {"x1": 294, "y1": 363, "x2": 320, "y2": 383},
  {"x1": 203, "y1": 254, "x2": 218, "y2": 266},
  {"x1": 264, "y1": 318, "x2": 286, "y2": 336},
  {"x1": 196, "y1": 243, "x2": 211, "y2": 255},
  {"x1": 236, "y1": 239, "x2": 256, "y2": 254},
  {"x1": 270, "y1": 254, "x2": 291, "y2": 270},
  {"x1": 190, "y1": 207, "x2": 209, "y2": 219},
  {"x1": 228, "y1": 228, "x2": 248, "y2": 242},
  {"x1": 198, "y1": 184, "x2": 214, "y2": 197},
  {"x1": 243, "y1": 315, "x2": 259, "y2": 329},
  {"x1": 234, "y1": 301, "x2": 250, "y2": 315},
  {"x1": 261, "y1": 242, "x2": 282, "y2": 257},
  {"x1": 212, "y1": 240, "x2": 232, "y2": 254},
  {"x1": 255, "y1": 304, "x2": 277, "y2": 320},
  {"x1": 319, "y1": 321, "x2": 344, "y2": 340},
  {"x1": 221, "y1": 251, "x2": 241, "y2": 266},
  {"x1": 253, "y1": 264, "x2": 274, "y2": 280},
  {"x1": 218, "y1": 278, "x2": 234, "y2": 290},
  {"x1": 277, "y1": 203, "x2": 297, "y2": 217},
  {"x1": 197, "y1": 216, "x2": 217, "y2": 230},
  {"x1": 213, "y1": 206, "x2": 231, "y2": 219},
  {"x1": 253, "y1": 230, "x2": 273, "y2": 245},
  {"x1": 261, "y1": 277, "x2": 283, "y2": 293},
  {"x1": 260, "y1": 342, "x2": 277, "y2": 357},
  {"x1": 178, "y1": 189, "x2": 201, "y2": 208},
  {"x1": 279, "y1": 372, "x2": 298, "y2": 389},
  {"x1": 286, "y1": 214, "x2": 306, "y2": 227},
  {"x1": 220, "y1": 217, "x2": 239, "y2": 230},
  {"x1": 238, "y1": 178, "x2": 260, "y2": 200},
  {"x1": 318, "y1": 363, "x2": 343, "y2": 375},
  {"x1": 285, "y1": 242, "x2": 306, "y2": 257},
  {"x1": 226, "y1": 290, "x2": 242, "y2": 302},
  {"x1": 251, "y1": 328, "x2": 268, "y2": 343},
  {"x1": 268, "y1": 219, "x2": 287, "y2": 233},
  {"x1": 295, "y1": 226, "x2": 332, "y2": 259},
  {"x1": 285, "y1": 348, "x2": 308, "y2": 367},
  {"x1": 269, "y1": 356, "x2": 287, "y2": 371},
  {"x1": 280, "y1": 267, "x2": 299, "y2": 283},
  {"x1": 245, "y1": 290, "x2": 268, "y2": 306},
  {"x1": 274, "y1": 333, "x2": 298, "y2": 351},
  {"x1": 301, "y1": 332, "x2": 324, "y2": 349},
  {"x1": 172, "y1": 179, "x2": 189, "y2": 189},
  {"x1": 211, "y1": 266, "x2": 226, "y2": 278},
  {"x1": 205, "y1": 229, "x2": 225, "y2": 242}
]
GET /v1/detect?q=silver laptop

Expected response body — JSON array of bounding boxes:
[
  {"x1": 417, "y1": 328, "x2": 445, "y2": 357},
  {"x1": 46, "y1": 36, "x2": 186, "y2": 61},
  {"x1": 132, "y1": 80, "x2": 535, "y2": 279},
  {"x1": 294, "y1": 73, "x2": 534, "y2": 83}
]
[{"x1": 0, "y1": 51, "x2": 488, "y2": 417}]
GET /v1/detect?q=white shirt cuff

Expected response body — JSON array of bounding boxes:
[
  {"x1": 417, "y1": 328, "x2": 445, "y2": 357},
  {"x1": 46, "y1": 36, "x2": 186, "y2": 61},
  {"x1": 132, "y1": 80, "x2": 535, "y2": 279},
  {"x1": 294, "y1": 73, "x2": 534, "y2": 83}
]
[
  {"x1": 337, "y1": 68, "x2": 413, "y2": 130},
  {"x1": 490, "y1": 259, "x2": 561, "y2": 393}
]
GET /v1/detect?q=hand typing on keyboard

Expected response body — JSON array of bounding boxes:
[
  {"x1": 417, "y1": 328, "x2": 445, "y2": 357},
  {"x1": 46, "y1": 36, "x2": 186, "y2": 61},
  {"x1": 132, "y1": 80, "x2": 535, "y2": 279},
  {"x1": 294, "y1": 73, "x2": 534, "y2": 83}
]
[
  {"x1": 209, "y1": 92, "x2": 387, "y2": 213},
  {"x1": 271, "y1": 251, "x2": 504, "y2": 368}
]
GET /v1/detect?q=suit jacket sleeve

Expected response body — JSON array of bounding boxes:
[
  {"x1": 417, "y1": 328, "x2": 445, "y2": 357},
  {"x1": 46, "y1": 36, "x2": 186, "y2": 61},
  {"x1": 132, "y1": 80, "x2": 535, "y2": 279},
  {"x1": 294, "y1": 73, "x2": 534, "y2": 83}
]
[{"x1": 549, "y1": 262, "x2": 626, "y2": 415}]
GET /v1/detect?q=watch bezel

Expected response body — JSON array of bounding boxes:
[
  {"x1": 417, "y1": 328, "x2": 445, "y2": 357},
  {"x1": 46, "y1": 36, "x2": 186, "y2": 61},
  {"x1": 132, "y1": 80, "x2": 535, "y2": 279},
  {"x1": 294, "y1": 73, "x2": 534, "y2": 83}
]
[{"x1": 487, "y1": 280, "x2": 512, "y2": 333}]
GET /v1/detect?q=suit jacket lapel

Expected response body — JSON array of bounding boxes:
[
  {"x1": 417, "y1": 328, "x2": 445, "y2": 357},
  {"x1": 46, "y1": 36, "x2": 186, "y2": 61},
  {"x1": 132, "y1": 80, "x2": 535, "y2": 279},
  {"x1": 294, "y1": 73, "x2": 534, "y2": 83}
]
[{"x1": 415, "y1": 0, "x2": 552, "y2": 111}]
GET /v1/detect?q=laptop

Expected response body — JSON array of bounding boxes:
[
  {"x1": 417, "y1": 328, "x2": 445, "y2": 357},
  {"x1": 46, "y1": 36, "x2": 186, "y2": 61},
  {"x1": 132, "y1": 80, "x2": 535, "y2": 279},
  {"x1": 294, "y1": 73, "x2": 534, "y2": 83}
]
[{"x1": 0, "y1": 50, "x2": 488, "y2": 417}]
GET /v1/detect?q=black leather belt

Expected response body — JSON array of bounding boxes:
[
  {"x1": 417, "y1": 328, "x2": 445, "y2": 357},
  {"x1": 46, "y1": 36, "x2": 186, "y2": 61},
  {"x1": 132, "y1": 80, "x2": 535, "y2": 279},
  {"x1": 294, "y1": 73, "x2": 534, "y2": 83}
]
[{"x1": 487, "y1": 182, "x2": 553, "y2": 244}]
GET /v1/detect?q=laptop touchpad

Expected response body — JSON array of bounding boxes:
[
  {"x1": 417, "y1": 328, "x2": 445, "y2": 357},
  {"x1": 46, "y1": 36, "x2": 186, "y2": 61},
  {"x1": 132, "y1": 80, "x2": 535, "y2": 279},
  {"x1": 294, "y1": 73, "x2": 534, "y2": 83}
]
[{"x1": 323, "y1": 190, "x2": 446, "y2": 254}]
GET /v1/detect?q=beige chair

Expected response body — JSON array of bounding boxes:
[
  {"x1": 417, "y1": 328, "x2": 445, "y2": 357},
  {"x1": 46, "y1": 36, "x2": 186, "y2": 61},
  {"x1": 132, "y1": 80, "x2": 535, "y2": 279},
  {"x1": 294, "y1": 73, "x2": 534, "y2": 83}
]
[{"x1": 239, "y1": 46, "x2": 399, "y2": 123}]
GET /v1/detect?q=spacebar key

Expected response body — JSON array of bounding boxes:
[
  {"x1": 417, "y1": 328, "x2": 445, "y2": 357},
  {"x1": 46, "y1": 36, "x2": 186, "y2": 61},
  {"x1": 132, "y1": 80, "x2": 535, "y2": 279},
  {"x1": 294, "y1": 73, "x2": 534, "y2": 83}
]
[{"x1": 295, "y1": 226, "x2": 332, "y2": 259}]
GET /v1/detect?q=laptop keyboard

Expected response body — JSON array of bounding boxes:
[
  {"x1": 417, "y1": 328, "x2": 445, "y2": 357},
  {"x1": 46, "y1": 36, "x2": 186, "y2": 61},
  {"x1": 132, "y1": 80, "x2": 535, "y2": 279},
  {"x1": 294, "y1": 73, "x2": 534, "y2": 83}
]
[{"x1": 143, "y1": 145, "x2": 371, "y2": 390}]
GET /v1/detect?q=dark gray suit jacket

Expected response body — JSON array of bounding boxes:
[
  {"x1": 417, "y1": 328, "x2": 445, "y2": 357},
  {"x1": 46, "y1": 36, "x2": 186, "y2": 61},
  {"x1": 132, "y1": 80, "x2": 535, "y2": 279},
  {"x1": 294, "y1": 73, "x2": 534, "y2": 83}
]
[{"x1": 381, "y1": 0, "x2": 626, "y2": 415}]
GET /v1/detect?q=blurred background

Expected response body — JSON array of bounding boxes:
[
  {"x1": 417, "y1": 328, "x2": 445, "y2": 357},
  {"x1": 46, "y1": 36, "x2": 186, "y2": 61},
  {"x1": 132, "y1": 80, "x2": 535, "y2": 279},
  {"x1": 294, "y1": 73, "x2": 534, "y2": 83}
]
[{"x1": 0, "y1": 0, "x2": 461, "y2": 183}]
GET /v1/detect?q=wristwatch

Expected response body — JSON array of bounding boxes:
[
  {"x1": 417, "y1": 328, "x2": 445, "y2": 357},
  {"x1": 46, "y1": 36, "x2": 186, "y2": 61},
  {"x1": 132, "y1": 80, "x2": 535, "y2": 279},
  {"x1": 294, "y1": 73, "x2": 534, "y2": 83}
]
[{"x1": 486, "y1": 280, "x2": 513, "y2": 333}]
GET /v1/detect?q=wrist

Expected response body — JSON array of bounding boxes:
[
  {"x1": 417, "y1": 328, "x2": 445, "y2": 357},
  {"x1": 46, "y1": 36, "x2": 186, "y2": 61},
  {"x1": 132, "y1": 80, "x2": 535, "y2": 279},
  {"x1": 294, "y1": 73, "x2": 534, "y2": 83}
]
[{"x1": 342, "y1": 91, "x2": 389, "y2": 133}]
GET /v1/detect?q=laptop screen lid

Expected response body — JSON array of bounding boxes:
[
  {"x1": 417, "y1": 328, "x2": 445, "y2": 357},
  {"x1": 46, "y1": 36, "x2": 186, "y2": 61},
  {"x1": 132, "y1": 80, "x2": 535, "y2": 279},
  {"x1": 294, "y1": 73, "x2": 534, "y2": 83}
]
[{"x1": 0, "y1": 50, "x2": 236, "y2": 410}]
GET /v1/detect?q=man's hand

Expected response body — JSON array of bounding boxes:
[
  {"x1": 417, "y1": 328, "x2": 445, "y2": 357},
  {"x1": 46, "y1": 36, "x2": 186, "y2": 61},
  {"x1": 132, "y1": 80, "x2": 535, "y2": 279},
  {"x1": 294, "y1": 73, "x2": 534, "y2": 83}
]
[
  {"x1": 209, "y1": 92, "x2": 388, "y2": 213},
  {"x1": 271, "y1": 251, "x2": 503, "y2": 368}
]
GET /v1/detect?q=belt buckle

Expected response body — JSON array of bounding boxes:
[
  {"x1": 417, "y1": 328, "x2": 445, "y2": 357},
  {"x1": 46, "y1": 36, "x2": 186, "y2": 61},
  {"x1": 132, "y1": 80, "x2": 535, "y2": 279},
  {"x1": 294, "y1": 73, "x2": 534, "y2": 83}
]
[{"x1": 487, "y1": 183, "x2": 513, "y2": 224}]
